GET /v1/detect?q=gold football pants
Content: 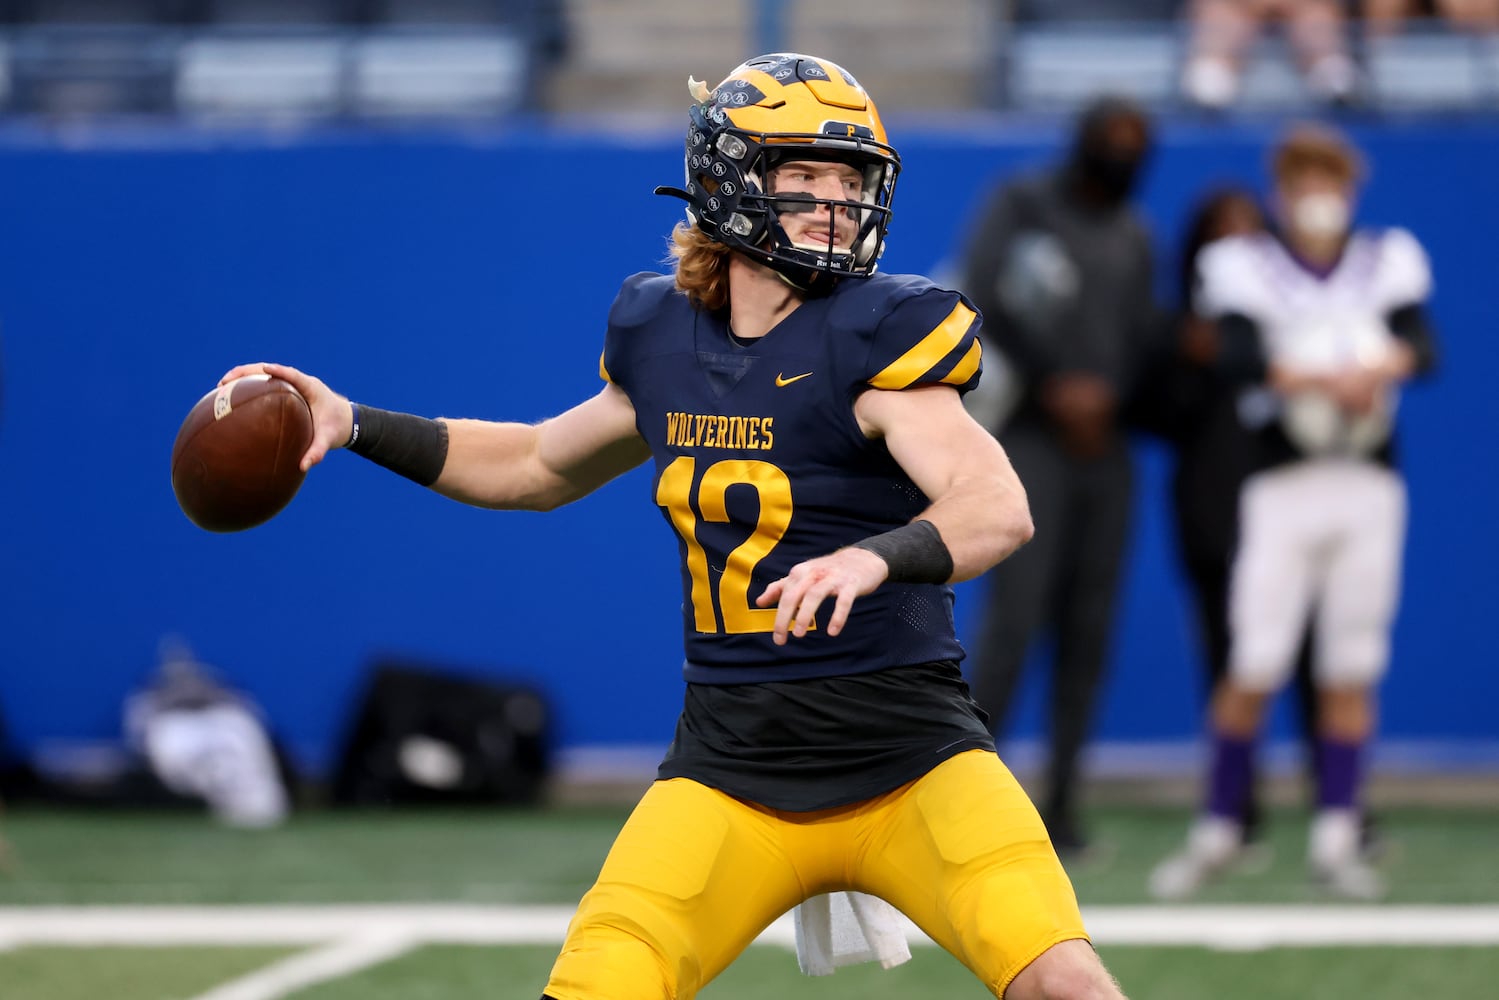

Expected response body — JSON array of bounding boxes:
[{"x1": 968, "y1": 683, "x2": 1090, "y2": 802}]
[{"x1": 544, "y1": 748, "x2": 1088, "y2": 999}]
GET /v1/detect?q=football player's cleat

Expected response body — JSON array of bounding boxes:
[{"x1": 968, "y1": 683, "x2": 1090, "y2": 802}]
[
  {"x1": 655, "y1": 52, "x2": 901, "y2": 292},
  {"x1": 1147, "y1": 815, "x2": 1246, "y2": 901},
  {"x1": 1310, "y1": 855, "x2": 1387, "y2": 900}
]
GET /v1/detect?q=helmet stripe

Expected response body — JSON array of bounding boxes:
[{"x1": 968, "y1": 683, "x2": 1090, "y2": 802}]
[
  {"x1": 737, "y1": 68, "x2": 789, "y2": 105},
  {"x1": 868, "y1": 302, "x2": 978, "y2": 389},
  {"x1": 809, "y1": 57, "x2": 867, "y2": 109}
]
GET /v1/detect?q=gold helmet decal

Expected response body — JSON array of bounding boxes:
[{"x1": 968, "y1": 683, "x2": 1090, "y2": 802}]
[{"x1": 715, "y1": 54, "x2": 887, "y2": 140}]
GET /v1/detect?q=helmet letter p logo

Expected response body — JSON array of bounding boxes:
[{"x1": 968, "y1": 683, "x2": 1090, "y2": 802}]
[{"x1": 822, "y1": 121, "x2": 875, "y2": 140}]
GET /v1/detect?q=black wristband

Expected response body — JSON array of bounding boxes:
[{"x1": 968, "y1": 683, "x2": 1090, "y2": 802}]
[
  {"x1": 852, "y1": 519, "x2": 954, "y2": 585},
  {"x1": 345, "y1": 403, "x2": 449, "y2": 487}
]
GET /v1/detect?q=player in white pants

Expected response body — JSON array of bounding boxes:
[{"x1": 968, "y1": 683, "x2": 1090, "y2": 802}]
[{"x1": 1150, "y1": 122, "x2": 1438, "y2": 900}]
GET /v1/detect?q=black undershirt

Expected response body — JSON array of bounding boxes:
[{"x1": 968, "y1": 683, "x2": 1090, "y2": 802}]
[{"x1": 657, "y1": 660, "x2": 997, "y2": 811}]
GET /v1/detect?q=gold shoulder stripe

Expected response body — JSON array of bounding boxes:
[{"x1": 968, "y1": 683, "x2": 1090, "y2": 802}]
[
  {"x1": 868, "y1": 301, "x2": 977, "y2": 390},
  {"x1": 941, "y1": 338, "x2": 982, "y2": 386},
  {"x1": 599, "y1": 351, "x2": 613, "y2": 384}
]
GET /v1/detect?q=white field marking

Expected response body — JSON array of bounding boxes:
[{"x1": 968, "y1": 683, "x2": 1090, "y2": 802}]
[
  {"x1": 189, "y1": 933, "x2": 416, "y2": 1000},
  {"x1": 5, "y1": 905, "x2": 1499, "y2": 952}
]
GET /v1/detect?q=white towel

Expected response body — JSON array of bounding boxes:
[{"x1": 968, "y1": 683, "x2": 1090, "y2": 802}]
[{"x1": 792, "y1": 891, "x2": 912, "y2": 976}]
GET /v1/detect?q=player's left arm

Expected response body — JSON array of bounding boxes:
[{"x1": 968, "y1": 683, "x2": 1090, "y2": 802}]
[
  {"x1": 756, "y1": 383, "x2": 1032, "y2": 645},
  {"x1": 856, "y1": 383, "x2": 1033, "y2": 579},
  {"x1": 1325, "y1": 230, "x2": 1439, "y2": 408},
  {"x1": 1374, "y1": 227, "x2": 1440, "y2": 381},
  {"x1": 1383, "y1": 303, "x2": 1438, "y2": 378}
]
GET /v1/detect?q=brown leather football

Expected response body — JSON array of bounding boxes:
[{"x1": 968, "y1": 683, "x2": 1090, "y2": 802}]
[{"x1": 171, "y1": 374, "x2": 314, "y2": 532}]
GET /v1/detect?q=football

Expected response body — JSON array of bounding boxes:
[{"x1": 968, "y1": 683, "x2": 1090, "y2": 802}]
[{"x1": 171, "y1": 374, "x2": 315, "y2": 532}]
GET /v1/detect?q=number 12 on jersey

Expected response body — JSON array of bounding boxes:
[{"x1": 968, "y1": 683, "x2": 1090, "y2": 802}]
[{"x1": 656, "y1": 455, "x2": 810, "y2": 634}]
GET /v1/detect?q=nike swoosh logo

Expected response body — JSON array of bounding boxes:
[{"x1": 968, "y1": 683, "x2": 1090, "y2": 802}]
[{"x1": 775, "y1": 371, "x2": 814, "y2": 387}]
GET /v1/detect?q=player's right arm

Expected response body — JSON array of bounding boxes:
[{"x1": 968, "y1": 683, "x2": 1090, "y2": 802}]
[
  {"x1": 218, "y1": 362, "x2": 650, "y2": 512},
  {"x1": 435, "y1": 383, "x2": 650, "y2": 511}
]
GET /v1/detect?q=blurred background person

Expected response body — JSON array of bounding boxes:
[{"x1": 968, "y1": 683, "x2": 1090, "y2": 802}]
[
  {"x1": 1133, "y1": 185, "x2": 1335, "y2": 855},
  {"x1": 1180, "y1": 0, "x2": 1360, "y2": 110},
  {"x1": 957, "y1": 95, "x2": 1161, "y2": 856},
  {"x1": 1362, "y1": 0, "x2": 1499, "y2": 35},
  {"x1": 1149, "y1": 122, "x2": 1439, "y2": 900},
  {"x1": 1159, "y1": 187, "x2": 1268, "y2": 701}
]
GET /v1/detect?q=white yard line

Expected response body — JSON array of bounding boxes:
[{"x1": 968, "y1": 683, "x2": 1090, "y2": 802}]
[
  {"x1": 188, "y1": 933, "x2": 417, "y2": 1000},
  {"x1": 0, "y1": 904, "x2": 579, "y2": 947},
  {"x1": 4, "y1": 906, "x2": 1499, "y2": 1000},
  {"x1": 4, "y1": 904, "x2": 1499, "y2": 950}
]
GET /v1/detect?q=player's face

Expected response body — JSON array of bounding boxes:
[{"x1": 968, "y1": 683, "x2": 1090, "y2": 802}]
[
  {"x1": 1277, "y1": 168, "x2": 1356, "y2": 243},
  {"x1": 768, "y1": 159, "x2": 864, "y2": 251}
]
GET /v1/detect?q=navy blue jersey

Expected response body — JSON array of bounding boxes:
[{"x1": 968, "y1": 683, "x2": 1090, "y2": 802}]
[{"x1": 601, "y1": 271, "x2": 983, "y2": 684}]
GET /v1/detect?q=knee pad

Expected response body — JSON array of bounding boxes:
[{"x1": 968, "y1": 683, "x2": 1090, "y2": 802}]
[{"x1": 545, "y1": 919, "x2": 676, "y2": 1000}]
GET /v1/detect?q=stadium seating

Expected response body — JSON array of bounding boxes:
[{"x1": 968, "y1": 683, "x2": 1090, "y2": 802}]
[
  {"x1": 175, "y1": 32, "x2": 345, "y2": 119},
  {"x1": 350, "y1": 30, "x2": 531, "y2": 118},
  {"x1": 1005, "y1": 25, "x2": 1179, "y2": 110},
  {"x1": 1365, "y1": 28, "x2": 1493, "y2": 109},
  {"x1": 0, "y1": 4, "x2": 1496, "y2": 119},
  {"x1": 0, "y1": 0, "x2": 540, "y2": 116}
]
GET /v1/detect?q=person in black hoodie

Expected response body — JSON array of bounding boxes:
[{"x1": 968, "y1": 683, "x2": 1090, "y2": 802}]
[{"x1": 958, "y1": 96, "x2": 1161, "y2": 855}]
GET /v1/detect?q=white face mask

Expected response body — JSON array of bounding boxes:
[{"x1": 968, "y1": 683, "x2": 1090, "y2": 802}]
[{"x1": 1290, "y1": 192, "x2": 1350, "y2": 239}]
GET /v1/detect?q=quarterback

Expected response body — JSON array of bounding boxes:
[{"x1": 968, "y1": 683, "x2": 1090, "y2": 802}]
[{"x1": 223, "y1": 54, "x2": 1127, "y2": 999}]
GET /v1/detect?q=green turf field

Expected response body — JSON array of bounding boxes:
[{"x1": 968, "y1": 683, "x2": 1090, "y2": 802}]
[{"x1": 1, "y1": 803, "x2": 1497, "y2": 998}]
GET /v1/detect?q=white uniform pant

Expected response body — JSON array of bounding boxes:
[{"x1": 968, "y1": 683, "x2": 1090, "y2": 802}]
[{"x1": 1228, "y1": 460, "x2": 1407, "y2": 692}]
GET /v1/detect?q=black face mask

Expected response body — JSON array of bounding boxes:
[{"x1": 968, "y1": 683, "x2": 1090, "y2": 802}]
[{"x1": 1075, "y1": 146, "x2": 1145, "y2": 205}]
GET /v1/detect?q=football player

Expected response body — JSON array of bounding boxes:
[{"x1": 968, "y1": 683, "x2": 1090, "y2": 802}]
[
  {"x1": 1149, "y1": 122, "x2": 1438, "y2": 901},
  {"x1": 223, "y1": 54, "x2": 1128, "y2": 999}
]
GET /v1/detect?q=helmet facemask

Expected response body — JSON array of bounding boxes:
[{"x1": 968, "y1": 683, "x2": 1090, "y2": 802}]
[{"x1": 751, "y1": 145, "x2": 896, "y2": 288}]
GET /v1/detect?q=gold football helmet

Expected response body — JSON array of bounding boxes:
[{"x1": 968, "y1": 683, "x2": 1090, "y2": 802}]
[{"x1": 656, "y1": 53, "x2": 901, "y2": 291}]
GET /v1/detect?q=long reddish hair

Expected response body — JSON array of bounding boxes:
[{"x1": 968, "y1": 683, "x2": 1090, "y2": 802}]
[{"x1": 668, "y1": 222, "x2": 733, "y2": 312}]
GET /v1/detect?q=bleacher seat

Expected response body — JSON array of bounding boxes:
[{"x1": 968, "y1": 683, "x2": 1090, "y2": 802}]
[
  {"x1": 1233, "y1": 39, "x2": 1313, "y2": 110},
  {"x1": 1006, "y1": 26, "x2": 1178, "y2": 110},
  {"x1": 1488, "y1": 37, "x2": 1499, "y2": 105},
  {"x1": 1366, "y1": 30, "x2": 1488, "y2": 109},
  {"x1": 17, "y1": 0, "x2": 169, "y2": 23},
  {"x1": 368, "y1": 0, "x2": 506, "y2": 25},
  {"x1": 175, "y1": 33, "x2": 344, "y2": 117},
  {"x1": 195, "y1": 0, "x2": 352, "y2": 25},
  {"x1": 8, "y1": 24, "x2": 177, "y2": 114},
  {"x1": 0, "y1": 35, "x2": 11, "y2": 109},
  {"x1": 1012, "y1": 0, "x2": 1178, "y2": 23},
  {"x1": 349, "y1": 29, "x2": 528, "y2": 118}
]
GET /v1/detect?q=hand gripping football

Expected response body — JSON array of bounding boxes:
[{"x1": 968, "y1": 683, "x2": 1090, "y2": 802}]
[{"x1": 171, "y1": 374, "x2": 314, "y2": 532}]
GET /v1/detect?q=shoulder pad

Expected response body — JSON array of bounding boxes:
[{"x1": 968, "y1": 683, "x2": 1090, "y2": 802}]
[
  {"x1": 602, "y1": 272, "x2": 682, "y2": 386},
  {"x1": 1195, "y1": 234, "x2": 1268, "y2": 317},
  {"x1": 826, "y1": 272, "x2": 939, "y2": 328},
  {"x1": 608, "y1": 272, "x2": 682, "y2": 330},
  {"x1": 836, "y1": 275, "x2": 983, "y2": 393},
  {"x1": 1370, "y1": 226, "x2": 1433, "y2": 305}
]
